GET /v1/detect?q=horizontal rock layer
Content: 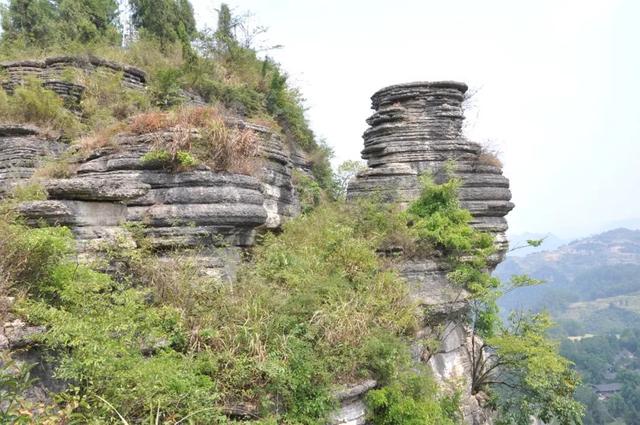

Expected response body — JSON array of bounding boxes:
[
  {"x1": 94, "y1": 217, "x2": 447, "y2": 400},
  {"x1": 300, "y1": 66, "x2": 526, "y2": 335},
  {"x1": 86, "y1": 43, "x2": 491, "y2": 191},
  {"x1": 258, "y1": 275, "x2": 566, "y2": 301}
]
[
  {"x1": 0, "y1": 55, "x2": 205, "y2": 109},
  {"x1": 1, "y1": 55, "x2": 146, "y2": 89},
  {"x1": 0, "y1": 125, "x2": 66, "y2": 197}
]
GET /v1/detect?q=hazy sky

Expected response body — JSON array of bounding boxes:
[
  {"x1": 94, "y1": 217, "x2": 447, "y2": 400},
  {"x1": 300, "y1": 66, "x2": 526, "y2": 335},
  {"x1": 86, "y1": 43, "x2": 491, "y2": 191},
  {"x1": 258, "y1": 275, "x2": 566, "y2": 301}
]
[{"x1": 191, "y1": 0, "x2": 639, "y2": 239}]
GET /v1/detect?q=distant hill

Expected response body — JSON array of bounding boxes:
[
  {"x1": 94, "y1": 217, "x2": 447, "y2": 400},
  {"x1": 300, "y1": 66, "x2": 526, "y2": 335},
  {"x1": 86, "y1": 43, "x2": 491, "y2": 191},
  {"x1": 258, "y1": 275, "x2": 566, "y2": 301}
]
[{"x1": 495, "y1": 228, "x2": 640, "y2": 332}]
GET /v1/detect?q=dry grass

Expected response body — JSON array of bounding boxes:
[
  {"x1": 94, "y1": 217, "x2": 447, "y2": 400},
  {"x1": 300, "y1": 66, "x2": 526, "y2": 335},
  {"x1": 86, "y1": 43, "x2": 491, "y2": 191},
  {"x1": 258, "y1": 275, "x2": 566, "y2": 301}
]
[
  {"x1": 130, "y1": 106, "x2": 261, "y2": 175},
  {"x1": 128, "y1": 111, "x2": 171, "y2": 134},
  {"x1": 74, "y1": 121, "x2": 127, "y2": 154},
  {"x1": 33, "y1": 158, "x2": 77, "y2": 179},
  {"x1": 477, "y1": 143, "x2": 503, "y2": 168}
]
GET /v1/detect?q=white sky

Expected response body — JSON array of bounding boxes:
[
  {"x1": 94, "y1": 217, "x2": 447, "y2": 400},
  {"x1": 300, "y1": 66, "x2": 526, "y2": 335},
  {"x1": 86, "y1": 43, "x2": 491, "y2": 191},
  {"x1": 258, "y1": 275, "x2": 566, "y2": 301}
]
[{"x1": 191, "y1": 0, "x2": 639, "y2": 239}]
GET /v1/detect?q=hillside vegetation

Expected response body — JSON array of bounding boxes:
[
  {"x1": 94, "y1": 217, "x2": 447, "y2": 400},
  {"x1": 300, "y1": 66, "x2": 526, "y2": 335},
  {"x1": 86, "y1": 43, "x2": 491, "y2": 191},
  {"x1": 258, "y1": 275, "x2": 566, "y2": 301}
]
[
  {"x1": 497, "y1": 229, "x2": 640, "y2": 424},
  {"x1": 0, "y1": 0, "x2": 335, "y2": 191}
]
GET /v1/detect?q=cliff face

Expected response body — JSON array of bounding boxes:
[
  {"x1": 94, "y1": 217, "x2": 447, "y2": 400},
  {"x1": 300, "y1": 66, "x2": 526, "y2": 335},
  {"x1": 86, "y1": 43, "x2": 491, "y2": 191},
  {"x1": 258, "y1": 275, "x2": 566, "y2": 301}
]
[
  {"x1": 3, "y1": 126, "x2": 304, "y2": 280},
  {"x1": 344, "y1": 82, "x2": 514, "y2": 425},
  {"x1": 0, "y1": 63, "x2": 512, "y2": 424}
]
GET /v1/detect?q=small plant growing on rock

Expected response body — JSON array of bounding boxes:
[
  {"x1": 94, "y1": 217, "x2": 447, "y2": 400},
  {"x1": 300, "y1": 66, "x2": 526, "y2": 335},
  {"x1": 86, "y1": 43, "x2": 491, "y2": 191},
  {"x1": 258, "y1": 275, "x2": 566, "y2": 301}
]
[
  {"x1": 0, "y1": 353, "x2": 35, "y2": 424},
  {"x1": 477, "y1": 142, "x2": 503, "y2": 168}
]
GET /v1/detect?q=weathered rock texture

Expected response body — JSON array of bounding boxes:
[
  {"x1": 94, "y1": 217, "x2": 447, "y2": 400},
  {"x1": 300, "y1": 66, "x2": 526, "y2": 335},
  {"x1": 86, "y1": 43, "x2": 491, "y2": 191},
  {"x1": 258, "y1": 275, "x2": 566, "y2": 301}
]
[
  {"x1": 0, "y1": 125, "x2": 66, "y2": 197},
  {"x1": 0, "y1": 55, "x2": 205, "y2": 109},
  {"x1": 1, "y1": 56, "x2": 146, "y2": 90},
  {"x1": 0, "y1": 70, "x2": 512, "y2": 424},
  {"x1": 347, "y1": 81, "x2": 514, "y2": 425}
]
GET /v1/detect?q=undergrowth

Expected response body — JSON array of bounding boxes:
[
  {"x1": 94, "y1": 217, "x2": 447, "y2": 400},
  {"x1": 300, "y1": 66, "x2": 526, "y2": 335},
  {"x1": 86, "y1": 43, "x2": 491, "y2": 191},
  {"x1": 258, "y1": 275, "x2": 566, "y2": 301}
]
[
  {"x1": 0, "y1": 79, "x2": 83, "y2": 137},
  {"x1": 1, "y1": 186, "x2": 458, "y2": 423},
  {"x1": 0, "y1": 171, "x2": 511, "y2": 423}
]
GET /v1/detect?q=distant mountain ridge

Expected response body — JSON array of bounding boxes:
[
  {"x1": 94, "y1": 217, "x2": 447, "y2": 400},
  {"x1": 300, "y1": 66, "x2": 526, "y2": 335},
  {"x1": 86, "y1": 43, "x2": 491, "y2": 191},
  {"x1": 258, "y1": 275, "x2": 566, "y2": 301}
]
[{"x1": 496, "y1": 228, "x2": 640, "y2": 321}]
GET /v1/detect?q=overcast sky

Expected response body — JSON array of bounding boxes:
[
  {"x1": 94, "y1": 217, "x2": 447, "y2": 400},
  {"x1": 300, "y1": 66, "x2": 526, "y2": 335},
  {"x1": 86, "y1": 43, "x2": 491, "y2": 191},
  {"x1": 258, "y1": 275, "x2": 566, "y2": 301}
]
[{"x1": 191, "y1": 0, "x2": 639, "y2": 239}]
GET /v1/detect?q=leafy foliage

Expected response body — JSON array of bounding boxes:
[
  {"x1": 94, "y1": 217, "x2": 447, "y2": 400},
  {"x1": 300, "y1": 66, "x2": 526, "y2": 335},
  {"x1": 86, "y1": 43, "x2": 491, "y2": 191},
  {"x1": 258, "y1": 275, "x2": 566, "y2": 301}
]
[
  {"x1": 366, "y1": 367, "x2": 459, "y2": 425},
  {"x1": 0, "y1": 194, "x2": 427, "y2": 422},
  {"x1": 484, "y1": 312, "x2": 584, "y2": 425},
  {"x1": 0, "y1": 352, "x2": 36, "y2": 424},
  {"x1": 0, "y1": 0, "x2": 121, "y2": 47},
  {"x1": 130, "y1": 0, "x2": 197, "y2": 48},
  {"x1": 0, "y1": 79, "x2": 83, "y2": 136}
]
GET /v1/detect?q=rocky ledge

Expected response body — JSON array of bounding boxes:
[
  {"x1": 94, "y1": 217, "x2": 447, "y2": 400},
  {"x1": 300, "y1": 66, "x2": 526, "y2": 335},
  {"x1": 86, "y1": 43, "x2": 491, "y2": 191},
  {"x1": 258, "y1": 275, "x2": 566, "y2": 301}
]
[{"x1": 1, "y1": 122, "x2": 305, "y2": 279}]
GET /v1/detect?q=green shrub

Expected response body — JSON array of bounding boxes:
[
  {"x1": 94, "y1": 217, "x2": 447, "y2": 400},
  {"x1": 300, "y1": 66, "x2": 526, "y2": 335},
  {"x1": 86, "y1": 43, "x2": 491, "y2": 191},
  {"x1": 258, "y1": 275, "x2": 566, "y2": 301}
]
[
  {"x1": 149, "y1": 67, "x2": 184, "y2": 108},
  {"x1": 0, "y1": 222, "x2": 72, "y2": 298},
  {"x1": 292, "y1": 170, "x2": 323, "y2": 213},
  {"x1": 366, "y1": 369, "x2": 458, "y2": 425},
  {"x1": 140, "y1": 149, "x2": 172, "y2": 167},
  {"x1": 0, "y1": 352, "x2": 36, "y2": 424},
  {"x1": 0, "y1": 79, "x2": 84, "y2": 136},
  {"x1": 80, "y1": 71, "x2": 152, "y2": 129}
]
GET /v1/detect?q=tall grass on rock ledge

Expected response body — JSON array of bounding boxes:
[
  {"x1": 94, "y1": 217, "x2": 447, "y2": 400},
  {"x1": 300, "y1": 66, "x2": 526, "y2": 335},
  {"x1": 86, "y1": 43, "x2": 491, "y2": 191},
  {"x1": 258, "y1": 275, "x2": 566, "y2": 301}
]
[{"x1": 133, "y1": 106, "x2": 261, "y2": 175}]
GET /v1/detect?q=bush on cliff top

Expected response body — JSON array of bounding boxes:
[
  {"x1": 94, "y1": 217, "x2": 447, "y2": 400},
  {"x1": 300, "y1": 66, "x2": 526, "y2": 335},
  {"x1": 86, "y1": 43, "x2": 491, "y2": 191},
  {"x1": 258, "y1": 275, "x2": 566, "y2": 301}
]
[{"x1": 0, "y1": 79, "x2": 83, "y2": 136}]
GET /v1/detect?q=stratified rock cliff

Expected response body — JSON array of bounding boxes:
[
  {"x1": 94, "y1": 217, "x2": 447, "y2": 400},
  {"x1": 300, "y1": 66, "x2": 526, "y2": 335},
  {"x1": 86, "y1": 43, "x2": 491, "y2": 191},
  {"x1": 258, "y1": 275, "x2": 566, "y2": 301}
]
[
  {"x1": 0, "y1": 125, "x2": 67, "y2": 197},
  {"x1": 345, "y1": 81, "x2": 514, "y2": 425},
  {"x1": 4, "y1": 126, "x2": 303, "y2": 279}
]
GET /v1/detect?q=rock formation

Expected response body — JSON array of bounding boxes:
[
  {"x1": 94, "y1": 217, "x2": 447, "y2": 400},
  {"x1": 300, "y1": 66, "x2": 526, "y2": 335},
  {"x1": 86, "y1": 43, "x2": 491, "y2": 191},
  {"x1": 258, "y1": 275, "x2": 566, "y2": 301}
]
[
  {"x1": 348, "y1": 81, "x2": 513, "y2": 260},
  {"x1": 3, "y1": 126, "x2": 303, "y2": 279},
  {"x1": 347, "y1": 81, "x2": 514, "y2": 425},
  {"x1": 1, "y1": 63, "x2": 512, "y2": 424},
  {"x1": 0, "y1": 125, "x2": 66, "y2": 197}
]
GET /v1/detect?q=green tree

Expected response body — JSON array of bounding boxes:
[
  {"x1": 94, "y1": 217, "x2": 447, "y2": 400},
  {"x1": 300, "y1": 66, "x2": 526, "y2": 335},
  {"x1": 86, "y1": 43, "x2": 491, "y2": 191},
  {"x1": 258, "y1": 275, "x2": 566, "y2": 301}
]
[
  {"x1": 0, "y1": 0, "x2": 121, "y2": 47},
  {"x1": 335, "y1": 160, "x2": 366, "y2": 199},
  {"x1": 56, "y1": 0, "x2": 121, "y2": 45},
  {"x1": 129, "y1": 0, "x2": 196, "y2": 47},
  {"x1": 473, "y1": 312, "x2": 584, "y2": 425},
  {"x1": 0, "y1": 0, "x2": 58, "y2": 46},
  {"x1": 214, "y1": 3, "x2": 235, "y2": 49}
]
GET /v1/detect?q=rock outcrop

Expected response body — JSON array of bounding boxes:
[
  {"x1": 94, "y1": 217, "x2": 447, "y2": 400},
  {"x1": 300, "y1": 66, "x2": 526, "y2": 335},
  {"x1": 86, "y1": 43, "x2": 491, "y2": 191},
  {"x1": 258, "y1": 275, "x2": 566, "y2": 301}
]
[
  {"x1": 1, "y1": 56, "x2": 146, "y2": 90},
  {"x1": 1, "y1": 68, "x2": 512, "y2": 424},
  {"x1": 348, "y1": 81, "x2": 513, "y2": 260},
  {"x1": 0, "y1": 125, "x2": 66, "y2": 197},
  {"x1": 3, "y1": 124, "x2": 302, "y2": 279},
  {"x1": 1, "y1": 55, "x2": 206, "y2": 109},
  {"x1": 347, "y1": 81, "x2": 514, "y2": 425}
]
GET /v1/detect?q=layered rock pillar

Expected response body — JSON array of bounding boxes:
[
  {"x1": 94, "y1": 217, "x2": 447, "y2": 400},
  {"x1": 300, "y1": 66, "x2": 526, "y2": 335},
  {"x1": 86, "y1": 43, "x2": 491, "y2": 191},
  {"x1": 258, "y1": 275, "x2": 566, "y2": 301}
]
[
  {"x1": 346, "y1": 82, "x2": 514, "y2": 425},
  {"x1": 348, "y1": 81, "x2": 513, "y2": 259}
]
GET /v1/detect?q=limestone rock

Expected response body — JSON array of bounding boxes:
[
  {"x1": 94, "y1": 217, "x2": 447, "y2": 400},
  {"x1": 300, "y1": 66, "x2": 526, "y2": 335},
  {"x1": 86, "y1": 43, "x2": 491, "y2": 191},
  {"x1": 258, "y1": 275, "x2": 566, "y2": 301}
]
[
  {"x1": 0, "y1": 125, "x2": 66, "y2": 197},
  {"x1": 330, "y1": 380, "x2": 377, "y2": 425},
  {"x1": 348, "y1": 81, "x2": 514, "y2": 259},
  {"x1": 346, "y1": 81, "x2": 514, "y2": 425}
]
